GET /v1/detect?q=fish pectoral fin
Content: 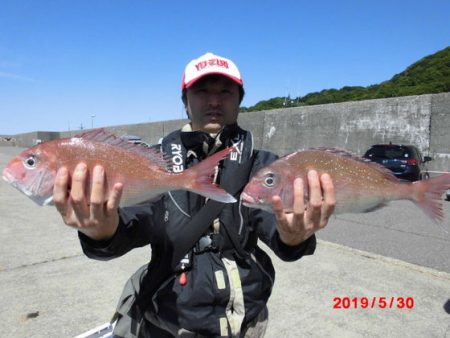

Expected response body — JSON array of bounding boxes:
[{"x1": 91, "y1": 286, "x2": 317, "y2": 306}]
[
  {"x1": 119, "y1": 189, "x2": 165, "y2": 207},
  {"x1": 189, "y1": 184, "x2": 236, "y2": 203}
]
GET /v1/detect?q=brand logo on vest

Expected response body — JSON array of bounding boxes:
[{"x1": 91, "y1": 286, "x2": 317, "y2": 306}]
[
  {"x1": 171, "y1": 144, "x2": 184, "y2": 172},
  {"x1": 230, "y1": 141, "x2": 243, "y2": 162}
]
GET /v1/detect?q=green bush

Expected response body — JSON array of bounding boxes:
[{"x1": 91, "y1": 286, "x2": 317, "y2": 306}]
[{"x1": 241, "y1": 46, "x2": 450, "y2": 112}]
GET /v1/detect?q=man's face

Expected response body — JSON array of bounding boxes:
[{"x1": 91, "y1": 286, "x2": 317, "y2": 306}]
[{"x1": 184, "y1": 75, "x2": 241, "y2": 133}]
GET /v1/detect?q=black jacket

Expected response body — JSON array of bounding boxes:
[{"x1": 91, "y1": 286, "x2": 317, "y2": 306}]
[{"x1": 79, "y1": 124, "x2": 316, "y2": 336}]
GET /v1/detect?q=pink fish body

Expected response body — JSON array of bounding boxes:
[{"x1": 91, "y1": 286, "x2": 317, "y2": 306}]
[
  {"x1": 2, "y1": 129, "x2": 236, "y2": 206},
  {"x1": 242, "y1": 148, "x2": 450, "y2": 223}
]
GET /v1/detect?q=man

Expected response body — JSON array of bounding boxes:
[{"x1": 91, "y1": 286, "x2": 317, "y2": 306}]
[{"x1": 53, "y1": 52, "x2": 335, "y2": 337}]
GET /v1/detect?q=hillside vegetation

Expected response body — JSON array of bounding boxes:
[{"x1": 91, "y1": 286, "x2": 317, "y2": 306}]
[{"x1": 241, "y1": 46, "x2": 450, "y2": 112}]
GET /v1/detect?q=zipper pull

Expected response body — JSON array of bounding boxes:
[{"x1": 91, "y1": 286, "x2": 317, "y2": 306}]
[
  {"x1": 179, "y1": 272, "x2": 187, "y2": 286},
  {"x1": 179, "y1": 263, "x2": 187, "y2": 286}
]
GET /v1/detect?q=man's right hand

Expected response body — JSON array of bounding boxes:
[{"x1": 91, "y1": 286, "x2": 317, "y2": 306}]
[{"x1": 53, "y1": 163, "x2": 123, "y2": 241}]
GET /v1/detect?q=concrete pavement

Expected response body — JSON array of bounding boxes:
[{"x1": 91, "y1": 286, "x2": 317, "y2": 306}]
[
  {"x1": 1, "y1": 147, "x2": 449, "y2": 337},
  {"x1": 318, "y1": 198, "x2": 450, "y2": 273}
]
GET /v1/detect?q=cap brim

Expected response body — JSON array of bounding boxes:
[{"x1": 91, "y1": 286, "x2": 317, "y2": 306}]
[{"x1": 182, "y1": 72, "x2": 243, "y2": 90}]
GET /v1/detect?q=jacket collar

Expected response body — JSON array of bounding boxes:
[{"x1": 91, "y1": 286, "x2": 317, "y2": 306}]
[{"x1": 180, "y1": 123, "x2": 239, "y2": 159}]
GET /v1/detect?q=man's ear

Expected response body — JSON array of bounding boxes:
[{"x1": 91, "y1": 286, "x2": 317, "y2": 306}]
[{"x1": 182, "y1": 94, "x2": 191, "y2": 119}]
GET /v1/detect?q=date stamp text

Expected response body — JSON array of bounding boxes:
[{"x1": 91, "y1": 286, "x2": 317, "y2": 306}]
[{"x1": 333, "y1": 297, "x2": 415, "y2": 309}]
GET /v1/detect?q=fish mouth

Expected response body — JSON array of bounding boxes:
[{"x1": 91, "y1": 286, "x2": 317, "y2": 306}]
[
  {"x1": 241, "y1": 192, "x2": 262, "y2": 208},
  {"x1": 241, "y1": 192, "x2": 274, "y2": 213},
  {"x1": 240, "y1": 192, "x2": 255, "y2": 204},
  {"x1": 2, "y1": 167, "x2": 14, "y2": 184},
  {"x1": 2, "y1": 168, "x2": 53, "y2": 206},
  {"x1": 3, "y1": 174, "x2": 34, "y2": 197}
]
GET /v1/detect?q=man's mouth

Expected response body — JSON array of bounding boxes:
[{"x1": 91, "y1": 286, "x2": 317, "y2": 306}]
[{"x1": 206, "y1": 111, "x2": 223, "y2": 118}]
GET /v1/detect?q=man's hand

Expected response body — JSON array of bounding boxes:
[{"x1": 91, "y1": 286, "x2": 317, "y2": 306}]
[
  {"x1": 53, "y1": 163, "x2": 123, "y2": 240},
  {"x1": 271, "y1": 170, "x2": 335, "y2": 246}
]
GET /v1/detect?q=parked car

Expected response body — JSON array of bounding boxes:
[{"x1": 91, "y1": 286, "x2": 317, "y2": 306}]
[
  {"x1": 446, "y1": 188, "x2": 450, "y2": 201},
  {"x1": 363, "y1": 144, "x2": 432, "y2": 181},
  {"x1": 120, "y1": 134, "x2": 148, "y2": 146}
]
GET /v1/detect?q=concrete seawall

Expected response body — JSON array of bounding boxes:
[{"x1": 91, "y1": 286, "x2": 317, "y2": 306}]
[{"x1": 2, "y1": 92, "x2": 449, "y2": 171}]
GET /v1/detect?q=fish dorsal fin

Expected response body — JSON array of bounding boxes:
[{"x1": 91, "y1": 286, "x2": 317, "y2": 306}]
[
  {"x1": 74, "y1": 129, "x2": 171, "y2": 170},
  {"x1": 311, "y1": 147, "x2": 399, "y2": 181}
]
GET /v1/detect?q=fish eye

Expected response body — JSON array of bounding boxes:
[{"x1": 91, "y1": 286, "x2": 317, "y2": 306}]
[
  {"x1": 24, "y1": 155, "x2": 37, "y2": 168},
  {"x1": 263, "y1": 173, "x2": 276, "y2": 187}
]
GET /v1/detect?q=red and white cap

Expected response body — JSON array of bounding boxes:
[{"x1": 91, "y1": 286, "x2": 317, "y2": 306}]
[{"x1": 181, "y1": 52, "x2": 243, "y2": 90}]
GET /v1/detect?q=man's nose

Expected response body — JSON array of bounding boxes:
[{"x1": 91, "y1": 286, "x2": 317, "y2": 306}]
[{"x1": 207, "y1": 93, "x2": 221, "y2": 106}]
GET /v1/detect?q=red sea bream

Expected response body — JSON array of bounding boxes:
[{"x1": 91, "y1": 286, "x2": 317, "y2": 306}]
[
  {"x1": 2, "y1": 129, "x2": 236, "y2": 206},
  {"x1": 241, "y1": 148, "x2": 450, "y2": 223}
]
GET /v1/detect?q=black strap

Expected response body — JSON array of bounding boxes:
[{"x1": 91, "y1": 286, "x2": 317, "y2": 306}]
[
  {"x1": 169, "y1": 153, "x2": 255, "y2": 268},
  {"x1": 137, "y1": 152, "x2": 256, "y2": 311}
]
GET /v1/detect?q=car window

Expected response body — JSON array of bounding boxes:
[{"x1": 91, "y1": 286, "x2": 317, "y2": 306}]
[{"x1": 364, "y1": 147, "x2": 412, "y2": 159}]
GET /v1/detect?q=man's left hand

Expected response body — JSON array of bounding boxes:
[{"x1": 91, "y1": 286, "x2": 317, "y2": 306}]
[{"x1": 271, "y1": 170, "x2": 336, "y2": 246}]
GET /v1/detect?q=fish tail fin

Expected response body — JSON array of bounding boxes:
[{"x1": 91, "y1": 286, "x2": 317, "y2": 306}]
[
  {"x1": 412, "y1": 173, "x2": 450, "y2": 223},
  {"x1": 182, "y1": 146, "x2": 237, "y2": 203}
]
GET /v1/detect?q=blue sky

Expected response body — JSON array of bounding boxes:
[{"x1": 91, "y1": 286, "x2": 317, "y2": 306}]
[{"x1": 1, "y1": 0, "x2": 449, "y2": 135}]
